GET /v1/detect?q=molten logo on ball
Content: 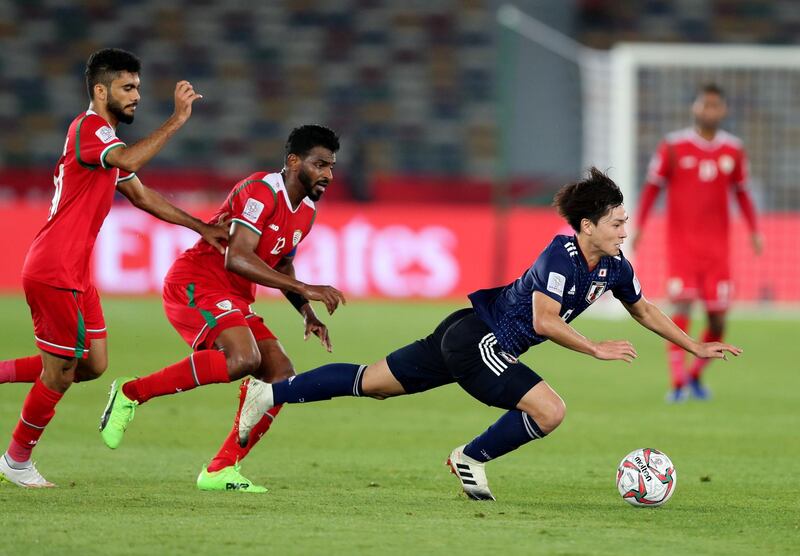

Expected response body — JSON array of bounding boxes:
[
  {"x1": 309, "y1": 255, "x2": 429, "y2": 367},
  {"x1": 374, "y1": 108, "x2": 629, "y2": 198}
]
[{"x1": 616, "y1": 448, "x2": 676, "y2": 507}]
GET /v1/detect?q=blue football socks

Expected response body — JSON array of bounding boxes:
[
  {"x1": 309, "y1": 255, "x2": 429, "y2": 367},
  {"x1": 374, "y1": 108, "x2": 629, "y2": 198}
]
[
  {"x1": 463, "y1": 410, "x2": 546, "y2": 462},
  {"x1": 272, "y1": 363, "x2": 366, "y2": 405}
]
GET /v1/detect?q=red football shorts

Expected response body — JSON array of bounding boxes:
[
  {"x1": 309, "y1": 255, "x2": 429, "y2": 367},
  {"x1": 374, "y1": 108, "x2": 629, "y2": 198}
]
[
  {"x1": 666, "y1": 256, "x2": 732, "y2": 311},
  {"x1": 162, "y1": 281, "x2": 276, "y2": 351},
  {"x1": 23, "y1": 277, "x2": 107, "y2": 359}
]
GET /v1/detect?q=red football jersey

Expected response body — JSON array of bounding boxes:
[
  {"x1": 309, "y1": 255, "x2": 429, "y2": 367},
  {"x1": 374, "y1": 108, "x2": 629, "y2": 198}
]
[
  {"x1": 644, "y1": 128, "x2": 754, "y2": 263},
  {"x1": 165, "y1": 171, "x2": 317, "y2": 304},
  {"x1": 22, "y1": 110, "x2": 134, "y2": 291}
]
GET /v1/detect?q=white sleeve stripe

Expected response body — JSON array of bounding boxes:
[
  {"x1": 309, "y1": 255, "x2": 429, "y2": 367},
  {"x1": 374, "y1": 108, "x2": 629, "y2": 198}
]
[
  {"x1": 116, "y1": 173, "x2": 136, "y2": 184},
  {"x1": 100, "y1": 142, "x2": 125, "y2": 169},
  {"x1": 231, "y1": 218, "x2": 262, "y2": 236}
]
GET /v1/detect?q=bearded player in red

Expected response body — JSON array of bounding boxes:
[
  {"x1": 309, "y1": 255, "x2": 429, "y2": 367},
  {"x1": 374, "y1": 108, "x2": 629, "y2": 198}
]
[
  {"x1": 632, "y1": 83, "x2": 762, "y2": 402},
  {"x1": 99, "y1": 125, "x2": 346, "y2": 492},
  {"x1": 0, "y1": 48, "x2": 228, "y2": 488}
]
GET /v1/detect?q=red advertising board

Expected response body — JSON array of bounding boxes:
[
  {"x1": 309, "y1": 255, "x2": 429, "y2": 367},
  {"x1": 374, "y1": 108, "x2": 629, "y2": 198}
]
[{"x1": 0, "y1": 201, "x2": 798, "y2": 302}]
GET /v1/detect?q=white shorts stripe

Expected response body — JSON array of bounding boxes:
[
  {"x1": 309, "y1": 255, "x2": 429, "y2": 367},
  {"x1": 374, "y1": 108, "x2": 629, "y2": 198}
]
[
  {"x1": 34, "y1": 335, "x2": 89, "y2": 354},
  {"x1": 478, "y1": 333, "x2": 507, "y2": 376},
  {"x1": 86, "y1": 327, "x2": 107, "y2": 333},
  {"x1": 189, "y1": 309, "x2": 243, "y2": 349}
]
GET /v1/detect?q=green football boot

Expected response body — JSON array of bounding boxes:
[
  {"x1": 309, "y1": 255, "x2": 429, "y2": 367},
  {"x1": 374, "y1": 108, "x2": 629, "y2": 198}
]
[
  {"x1": 196, "y1": 463, "x2": 268, "y2": 493},
  {"x1": 99, "y1": 377, "x2": 138, "y2": 449}
]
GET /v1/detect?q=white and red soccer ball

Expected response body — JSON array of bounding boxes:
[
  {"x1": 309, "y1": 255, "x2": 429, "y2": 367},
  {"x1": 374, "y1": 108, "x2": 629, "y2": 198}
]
[{"x1": 616, "y1": 448, "x2": 677, "y2": 507}]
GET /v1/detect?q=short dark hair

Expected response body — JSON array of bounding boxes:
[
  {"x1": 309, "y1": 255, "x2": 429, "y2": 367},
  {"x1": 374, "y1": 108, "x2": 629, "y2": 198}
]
[
  {"x1": 697, "y1": 82, "x2": 725, "y2": 100},
  {"x1": 553, "y1": 167, "x2": 624, "y2": 232},
  {"x1": 285, "y1": 125, "x2": 340, "y2": 159},
  {"x1": 85, "y1": 48, "x2": 141, "y2": 100}
]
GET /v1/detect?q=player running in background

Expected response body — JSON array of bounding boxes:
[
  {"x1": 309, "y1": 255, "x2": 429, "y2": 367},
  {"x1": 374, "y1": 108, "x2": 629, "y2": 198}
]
[
  {"x1": 236, "y1": 168, "x2": 741, "y2": 501},
  {"x1": 98, "y1": 125, "x2": 346, "y2": 493},
  {"x1": 632, "y1": 83, "x2": 761, "y2": 402},
  {"x1": 0, "y1": 48, "x2": 227, "y2": 488}
]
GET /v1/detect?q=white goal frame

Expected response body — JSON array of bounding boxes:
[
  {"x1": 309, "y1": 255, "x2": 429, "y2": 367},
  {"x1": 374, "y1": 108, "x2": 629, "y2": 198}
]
[{"x1": 608, "y1": 42, "x2": 800, "y2": 208}]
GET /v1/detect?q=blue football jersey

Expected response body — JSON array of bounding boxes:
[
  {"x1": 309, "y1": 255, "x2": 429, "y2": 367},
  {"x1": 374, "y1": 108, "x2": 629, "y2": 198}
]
[{"x1": 469, "y1": 234, "x2": 642, "y2": 357}]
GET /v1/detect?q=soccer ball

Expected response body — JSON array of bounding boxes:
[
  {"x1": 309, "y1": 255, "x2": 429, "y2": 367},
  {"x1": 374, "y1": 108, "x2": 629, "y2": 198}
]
[{"x1": 616, "y1": 448, "x2": 677, "y2": 507}]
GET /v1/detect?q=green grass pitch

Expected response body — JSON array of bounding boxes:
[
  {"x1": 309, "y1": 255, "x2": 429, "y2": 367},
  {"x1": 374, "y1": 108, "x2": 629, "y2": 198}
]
[{"x1": 0, "y1": 295, "x2": 798, "y2": 555}]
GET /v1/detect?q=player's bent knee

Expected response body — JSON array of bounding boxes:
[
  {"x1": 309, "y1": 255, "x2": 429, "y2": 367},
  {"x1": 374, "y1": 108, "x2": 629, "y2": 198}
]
[
  {"x1": 360, "y1": 361, "x2": 406, "y2": 400},
  {"x1": 225, "y1": 349, "x2": 262, "y2": 380},
  {"x1": 77, "y1": 360, "x2": 107, "y2": 381},
  {"x1": 529, "y1": 398, "x2": 566, "y2": 434}
]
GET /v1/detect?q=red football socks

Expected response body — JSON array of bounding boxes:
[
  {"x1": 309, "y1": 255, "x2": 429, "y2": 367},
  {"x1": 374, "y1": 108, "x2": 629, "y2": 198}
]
[
  {"x1": 668, "y1": 314, "x2": 690, "y2": 388},
  {"x1": 7, "y1": 378, "x2": 63, "y2": 462},
  {"x1": 689, "y1": 329, "x2": 722, "y2": 380},
  {"x1": 0, "y1": 355, "x2": 43, "y2": 384},
  {"x1": 207, "y1": 382, "x2": 284, "y2": 472},
  {"x1": 122, "y1": 350, "x2": 230, "y2": 404}
]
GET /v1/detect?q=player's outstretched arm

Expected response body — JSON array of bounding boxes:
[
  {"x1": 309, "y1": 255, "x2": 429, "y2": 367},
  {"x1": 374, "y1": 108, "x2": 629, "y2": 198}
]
[
  {"x1": 226, "y1": 223, "x2": 346, "y2": 315},
  {"x1": 117, "y1": 176, "x2": 228, "y2": 254},
  {"x1": 274, "y1": 255, "x2": 332, "y2": 351},
  {"x1": 532, "y1": 292, "x2": 638, "y2": 363},
  {"x1": 104, "y1": 81, "x2": 202, "y2": 173},
  {"x1": 622, "y1": 297, "x2": 742, "y2": 360}
]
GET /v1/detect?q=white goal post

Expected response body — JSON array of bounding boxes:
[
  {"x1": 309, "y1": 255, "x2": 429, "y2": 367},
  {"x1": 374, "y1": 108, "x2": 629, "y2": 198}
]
[{"x1": 607, "y1": 43, "x2": 800, "y2": 210}]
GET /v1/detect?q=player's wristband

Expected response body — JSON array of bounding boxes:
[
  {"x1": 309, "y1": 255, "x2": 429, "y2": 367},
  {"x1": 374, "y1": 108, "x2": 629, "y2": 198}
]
[{"x1": 284, "y1": 290, "x2": 309, "y2": 313}]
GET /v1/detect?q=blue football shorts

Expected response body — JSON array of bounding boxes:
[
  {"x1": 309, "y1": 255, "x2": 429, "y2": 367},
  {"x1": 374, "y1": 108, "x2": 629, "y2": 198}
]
[{"x1": 385, "y1": 308, "x2": 543, "y2": 410}]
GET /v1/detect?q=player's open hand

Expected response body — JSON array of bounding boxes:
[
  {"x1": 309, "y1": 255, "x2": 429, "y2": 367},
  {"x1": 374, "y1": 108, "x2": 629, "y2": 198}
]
[
  {"x1": 693, "y1": 341, "x2": 742, "y2": 360},
  {"x1": 593, "y1": 340, "x2": 638, "y2": 363},
  {"x1": 172, "y1": 80, "x2": 203, "y2": 122},
  {"x1": 303, "y1": 314, "x2": 332, "y2": 352},
  {"x1": 199, "y1": 221, "x2": 229, "y2": 255},
  {"x1": 301, "y1": 284, "x2": 347, "y2": 315}
]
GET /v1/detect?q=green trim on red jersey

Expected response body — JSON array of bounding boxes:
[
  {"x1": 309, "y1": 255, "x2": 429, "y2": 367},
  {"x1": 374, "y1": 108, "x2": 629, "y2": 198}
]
[
  {"x1": 75, "y1": 114, "x2": 99, "y2": 170},
  {"x1": 72, "y1": 291, "x2": 87, "y2": 358},
  {"x1": 100, "y1": 142, "x2": 124, "y2": 169},
  {"x1": 116, "y1": 172, "x2": 136, "y2": 184},
  {"x1": 228, "y1": 178, "x2": 277, "y2": 213},
  {"x1": 231, "y1": 218, "x2": 262, "y2": 236},
  {"x1": 186, "y1": 283, "x2": 218, "y2": 330}
]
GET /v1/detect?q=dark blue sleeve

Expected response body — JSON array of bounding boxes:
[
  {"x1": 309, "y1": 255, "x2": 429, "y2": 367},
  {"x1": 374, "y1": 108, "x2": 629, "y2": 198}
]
[
  {"x1": 530, "y1": 243, "x2": 574, "y2": 305},
  {"x1": 611, "y1": 256, "x2": 642, "y2": 304}
]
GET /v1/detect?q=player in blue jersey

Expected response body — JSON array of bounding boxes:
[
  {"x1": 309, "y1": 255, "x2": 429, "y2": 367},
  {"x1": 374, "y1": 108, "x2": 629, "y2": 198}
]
[{"x1": 235, "y1": 167, "x2": 742, "y2": 501}]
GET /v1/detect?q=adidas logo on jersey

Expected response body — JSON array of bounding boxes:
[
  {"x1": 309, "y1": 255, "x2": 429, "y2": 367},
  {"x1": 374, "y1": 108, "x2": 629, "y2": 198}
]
[
  {"x1": 268, "y1": 224, "x2": 279, "y2": 231},
  {"x1": 567, "y1": 285, "x2": 576, "y2": 295},
  {"x1": 564, "y1": 241, "x2": 578, "y2": 257}
]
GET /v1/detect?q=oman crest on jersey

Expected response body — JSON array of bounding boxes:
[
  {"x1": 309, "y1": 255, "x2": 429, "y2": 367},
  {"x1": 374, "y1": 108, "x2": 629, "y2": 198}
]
[
  {"x1": 586, "y1": 281, "x2": 607, "y2": 304},
  {"x1": 292, "y1": 230, "x2": 302, "y2": 246}
]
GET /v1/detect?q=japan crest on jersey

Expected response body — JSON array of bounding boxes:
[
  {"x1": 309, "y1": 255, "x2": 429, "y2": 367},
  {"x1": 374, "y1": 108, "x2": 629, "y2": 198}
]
[{"x1": 586, "y1": 281, "x2": 607, "y2": 304}]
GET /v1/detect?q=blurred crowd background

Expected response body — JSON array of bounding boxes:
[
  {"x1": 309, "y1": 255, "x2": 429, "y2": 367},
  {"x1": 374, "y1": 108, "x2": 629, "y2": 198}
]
[
  {"x1": 1, "y1": 0, "x2": 798, "y2": 203},
  {"x1": 1, "y1": 0, "x2": 798, "y2": 301}
]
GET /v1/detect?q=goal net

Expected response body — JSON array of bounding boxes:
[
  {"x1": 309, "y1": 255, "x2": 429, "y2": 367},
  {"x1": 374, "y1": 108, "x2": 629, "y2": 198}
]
[
  {"x1": 497, "y1": 3, "x2": 799, "y2": 302},
  {"x1": 597, "y1": 43, "x2": 800, "y2": 304}
]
